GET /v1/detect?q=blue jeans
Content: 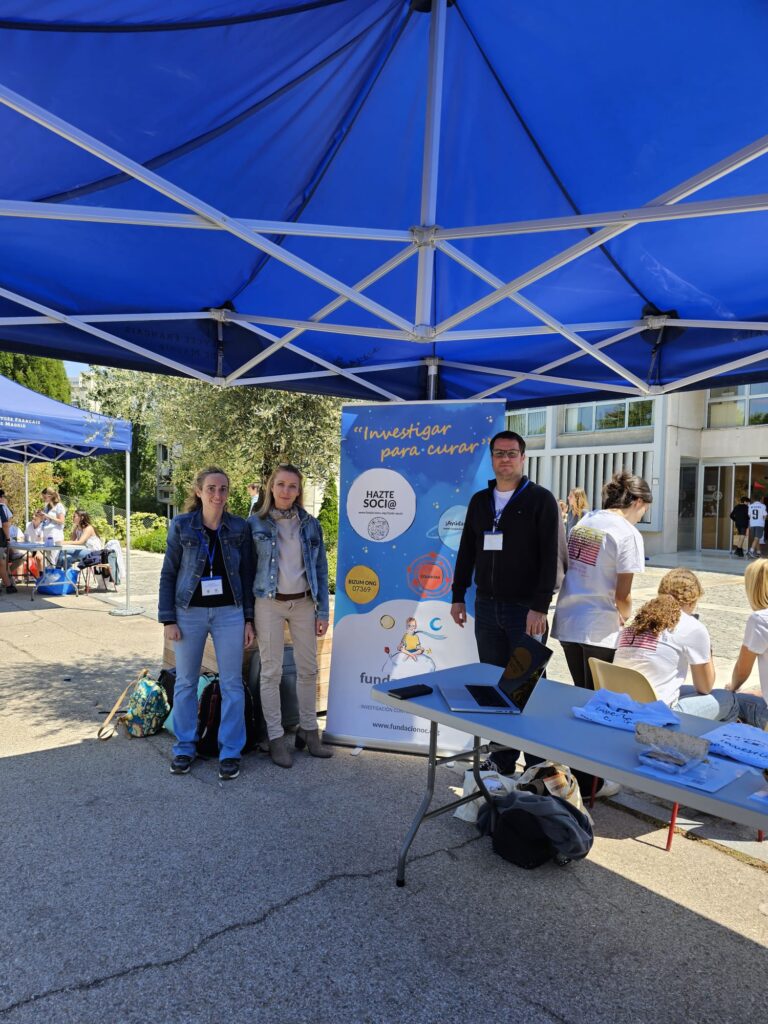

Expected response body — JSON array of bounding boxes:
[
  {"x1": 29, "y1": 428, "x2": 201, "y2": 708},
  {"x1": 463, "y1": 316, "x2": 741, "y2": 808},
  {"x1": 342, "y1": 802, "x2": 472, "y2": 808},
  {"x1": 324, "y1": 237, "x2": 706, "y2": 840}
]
[
  {"x1": 673, "y1": 686, "x2": 740, "y2": 721},
  {"x1": 733, "y1": 692, "x2": 768, "y2": 730},
  {"x1": 172, "y1": 604, "x2": 246, "y2": 761},
  {"x1": 57, "y1": 546, "x2": 88, "y2": 569},
  {"x1": 474, "y1": 595, "x2": 542, "y2": 772}
]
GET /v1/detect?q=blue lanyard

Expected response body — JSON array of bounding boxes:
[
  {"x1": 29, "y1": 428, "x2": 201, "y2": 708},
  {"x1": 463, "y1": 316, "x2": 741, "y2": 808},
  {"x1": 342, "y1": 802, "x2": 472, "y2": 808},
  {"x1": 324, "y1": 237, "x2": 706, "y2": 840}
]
[
  {"x1": 490, "y1": 478, "x2": 529, "y2": 531},
  {"x1": 197, "y1": 527, "x2": 220, "y2": 577}
]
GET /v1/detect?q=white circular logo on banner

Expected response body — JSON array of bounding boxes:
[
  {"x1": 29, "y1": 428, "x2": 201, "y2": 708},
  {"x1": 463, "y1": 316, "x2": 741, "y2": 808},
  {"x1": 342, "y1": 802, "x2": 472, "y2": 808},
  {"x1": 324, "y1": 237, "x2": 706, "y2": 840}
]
[{"x1": 347, "y1": 468, "x2": 416, "y2": 542}]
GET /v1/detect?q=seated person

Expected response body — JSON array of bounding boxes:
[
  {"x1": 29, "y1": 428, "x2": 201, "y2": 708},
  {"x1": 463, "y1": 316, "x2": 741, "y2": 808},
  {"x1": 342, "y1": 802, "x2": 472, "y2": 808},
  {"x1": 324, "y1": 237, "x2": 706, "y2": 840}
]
[
  {"x1": 0, "y1": 489, "x2": 17, "y2": 594},
  {"x1": 7, "y1": 523, "x2": 27, "y2": 576},
  {"x1": 726, "y1": 558, "x2": 768, "y2": 731},
  {"x1": 57, "y1": 509, "x2": 103, "y2": 569},
  {"x1": 23, "y1": 512, "x2": 45, "y2": 574},
  {"x1": 613, "y1": 567, "x2": 737, "y2": 720}
]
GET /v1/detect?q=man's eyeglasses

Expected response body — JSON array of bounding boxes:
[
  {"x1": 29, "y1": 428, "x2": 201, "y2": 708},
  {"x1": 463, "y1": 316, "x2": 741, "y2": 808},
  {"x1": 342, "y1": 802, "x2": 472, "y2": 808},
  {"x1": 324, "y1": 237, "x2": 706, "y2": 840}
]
[{"x1": 492, "y1": 449, "x2": 521, "y2": 459}]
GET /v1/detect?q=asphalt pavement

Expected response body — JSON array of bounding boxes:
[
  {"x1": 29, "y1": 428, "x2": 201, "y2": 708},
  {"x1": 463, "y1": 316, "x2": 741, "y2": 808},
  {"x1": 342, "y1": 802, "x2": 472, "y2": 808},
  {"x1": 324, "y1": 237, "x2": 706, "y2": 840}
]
[{"x1": 0, "y1": 554, "x2": 766, "y2": 1024}]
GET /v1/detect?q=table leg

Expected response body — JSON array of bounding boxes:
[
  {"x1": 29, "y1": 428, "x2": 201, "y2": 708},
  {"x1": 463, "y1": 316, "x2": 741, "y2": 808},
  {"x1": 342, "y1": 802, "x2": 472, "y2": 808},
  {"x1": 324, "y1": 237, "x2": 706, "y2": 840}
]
[{"x1": 395, "y1": 726, "x2": 497, "y2": 887}]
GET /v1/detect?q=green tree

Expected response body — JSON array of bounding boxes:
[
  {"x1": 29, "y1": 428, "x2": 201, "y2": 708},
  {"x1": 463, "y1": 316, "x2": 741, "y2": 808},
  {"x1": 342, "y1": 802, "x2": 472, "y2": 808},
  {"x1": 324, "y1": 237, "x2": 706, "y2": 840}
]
[
  {"x1": 86, "y1": 368, "x2": 342, "y2": 514},
  {"x1": 0, "y1": 353, "x2": 71, "y2": 517},
  {"x1": 0, "y1": 352, "x2": 70, "y2": 402},
  {"x1": 317, "y1": 475, "x2": 339, "y2": 549}
]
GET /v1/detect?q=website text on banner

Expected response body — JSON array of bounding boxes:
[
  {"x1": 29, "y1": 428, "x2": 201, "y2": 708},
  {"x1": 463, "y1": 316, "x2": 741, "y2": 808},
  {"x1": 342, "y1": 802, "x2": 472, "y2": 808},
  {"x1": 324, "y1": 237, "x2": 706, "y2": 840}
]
[{"x1": 325, "y1": 400, "x2": 506, "y2": 752}]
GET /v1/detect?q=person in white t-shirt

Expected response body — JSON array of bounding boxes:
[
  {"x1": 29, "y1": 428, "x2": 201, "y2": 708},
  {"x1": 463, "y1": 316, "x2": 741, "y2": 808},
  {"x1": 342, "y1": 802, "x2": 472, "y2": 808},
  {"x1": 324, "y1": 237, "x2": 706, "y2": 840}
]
[
  {"x1": 727, "y1": 558, "x2": 768, "y2": 730},
  {"x1": 614, "y1": 570, "x2": 738, "y2": 721},
  {"x1": 552, "y1": 470, "x2": 651, "y2": 687},
  {"x1": 39, "y1": 487, "x2": 66, "y2": 544},
  {"x1": 747, "y1": 494, "x2": 767, "y2": 558},
  {"x1": 552, "y1": 470, "x2": 652, "y2": 799}
]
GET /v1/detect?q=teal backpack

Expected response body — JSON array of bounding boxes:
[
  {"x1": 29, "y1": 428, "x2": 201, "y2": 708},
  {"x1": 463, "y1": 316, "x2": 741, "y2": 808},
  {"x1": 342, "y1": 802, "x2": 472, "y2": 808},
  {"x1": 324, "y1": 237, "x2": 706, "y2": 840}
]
[{"x1": 98, "y1": 668, "x2": 170, "y2": 740}]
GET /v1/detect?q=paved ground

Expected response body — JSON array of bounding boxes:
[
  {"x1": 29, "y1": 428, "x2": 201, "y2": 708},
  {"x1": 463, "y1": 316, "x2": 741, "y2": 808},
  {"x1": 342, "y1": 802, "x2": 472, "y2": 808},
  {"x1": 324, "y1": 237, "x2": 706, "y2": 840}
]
[{"x1": 1, "y1": 554, "x2": 767, "y2": 1023}]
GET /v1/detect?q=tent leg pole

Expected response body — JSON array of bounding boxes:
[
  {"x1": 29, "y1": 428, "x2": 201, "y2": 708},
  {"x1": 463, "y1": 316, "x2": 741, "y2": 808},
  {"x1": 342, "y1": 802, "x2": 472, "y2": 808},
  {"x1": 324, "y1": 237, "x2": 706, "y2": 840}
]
[
  {"x1": 24, "y1": 459, "x2": 29, "y2": 525},
  {"x1": 110, "y1": 448, "x2": 144, "y2": 617},
  {"x1": 425, "y1": 356, "x2": 439, "y2": 401}
]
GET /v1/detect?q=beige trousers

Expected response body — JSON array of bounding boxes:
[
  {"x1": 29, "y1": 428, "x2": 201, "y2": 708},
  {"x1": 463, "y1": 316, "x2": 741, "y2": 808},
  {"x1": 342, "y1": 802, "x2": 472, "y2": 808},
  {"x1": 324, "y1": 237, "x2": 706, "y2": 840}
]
[{"x1": 254, "y1": 596, "x2": 318, "y2": 740}]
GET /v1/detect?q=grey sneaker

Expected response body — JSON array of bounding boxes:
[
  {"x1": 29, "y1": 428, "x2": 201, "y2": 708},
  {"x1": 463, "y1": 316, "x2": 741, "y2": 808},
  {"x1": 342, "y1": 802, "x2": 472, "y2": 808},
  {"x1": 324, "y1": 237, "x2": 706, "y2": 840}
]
[{"x1": 219, "y1": 758, "x2": 240, "y2": 781}]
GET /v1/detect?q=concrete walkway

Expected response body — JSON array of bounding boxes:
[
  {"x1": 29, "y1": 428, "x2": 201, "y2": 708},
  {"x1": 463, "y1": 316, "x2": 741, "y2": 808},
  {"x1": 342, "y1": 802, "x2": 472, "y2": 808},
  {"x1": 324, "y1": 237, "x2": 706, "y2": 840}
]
[{"x1": 0, "y1": 559, "x2": 767, "y2": 1023}]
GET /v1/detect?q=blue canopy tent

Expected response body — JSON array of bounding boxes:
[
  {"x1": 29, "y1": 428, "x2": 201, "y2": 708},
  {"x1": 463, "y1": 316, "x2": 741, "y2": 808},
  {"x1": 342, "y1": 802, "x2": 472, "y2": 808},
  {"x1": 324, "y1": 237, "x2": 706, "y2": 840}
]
[
  {"x1": 0, "y1": 374, "x2": 137, "y2": 612},
  {"x1": 0, "y1": 1, "x2": 766, "y2": 406}
]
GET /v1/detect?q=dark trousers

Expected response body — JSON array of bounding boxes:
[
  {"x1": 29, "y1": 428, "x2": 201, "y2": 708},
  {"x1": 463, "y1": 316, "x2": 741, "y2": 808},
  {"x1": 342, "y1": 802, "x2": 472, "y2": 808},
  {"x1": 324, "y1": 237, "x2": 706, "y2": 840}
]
[
  {"x1": 560, "y1": 640, "x2": 616, "y2": 795},
  {"x1": 474, "y1": 594, "x2": 544, "y2": 775}
]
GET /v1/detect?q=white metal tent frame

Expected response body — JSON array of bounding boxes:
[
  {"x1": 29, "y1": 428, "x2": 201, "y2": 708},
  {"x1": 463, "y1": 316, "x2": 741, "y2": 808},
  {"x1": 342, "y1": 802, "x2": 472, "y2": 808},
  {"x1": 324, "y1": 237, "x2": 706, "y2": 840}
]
[{"x1": 2, "y1": 0, "x2": 768, "y2": 401}]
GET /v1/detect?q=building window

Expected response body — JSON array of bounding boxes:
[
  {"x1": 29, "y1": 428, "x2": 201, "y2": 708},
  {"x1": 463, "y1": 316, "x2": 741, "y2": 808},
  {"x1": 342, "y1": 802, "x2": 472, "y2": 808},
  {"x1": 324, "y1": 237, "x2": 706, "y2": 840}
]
[
  {"x1": 706, "y1": 384, "x2": 768, "y2": 428},
  {"x1": 563, "y1": 398, "x2": 652, "y2": 434},
  {"x1": 507, "y1": 408, "x2": 546, "y2": 437},
  {"x1": 565, "y1": 405, "x2": 594, "y2": 433}
]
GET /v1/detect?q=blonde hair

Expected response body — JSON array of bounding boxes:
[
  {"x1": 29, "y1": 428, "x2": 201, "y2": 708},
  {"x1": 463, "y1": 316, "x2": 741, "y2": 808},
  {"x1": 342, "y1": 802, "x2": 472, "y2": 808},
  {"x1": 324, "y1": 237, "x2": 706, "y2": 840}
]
[
  {"x1": 257, "y1": 463, "x2": 304, "y2": 518},
  {"x1": 744, "y1": 558, "x2": 768, "y2": 611},
  {"x1": 629, "y1": 595, "x2": 681, "y2": 637},
  {"x1": 569, "y1": 487, "x2": 590, "y2": 517},
  {"x1": 42, "y1": 487, "x2": 60, "y2": 505},
  {"x1": 184, "y1": 467, "x2": 230, "y2": 513},
  {"x1": 657, "y1": 568, "x2": 703, "y2": 608}
]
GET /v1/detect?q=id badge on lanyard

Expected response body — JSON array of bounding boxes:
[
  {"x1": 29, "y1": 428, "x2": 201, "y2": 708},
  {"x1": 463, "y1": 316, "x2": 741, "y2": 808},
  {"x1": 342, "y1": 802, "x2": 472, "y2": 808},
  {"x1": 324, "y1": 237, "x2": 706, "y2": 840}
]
[
  {"x1": 483, "y1": 479, "x2": 529, "y2": 551},
  {"x1": 199, "y1": 528, "x2": 224, "y2": 596}
]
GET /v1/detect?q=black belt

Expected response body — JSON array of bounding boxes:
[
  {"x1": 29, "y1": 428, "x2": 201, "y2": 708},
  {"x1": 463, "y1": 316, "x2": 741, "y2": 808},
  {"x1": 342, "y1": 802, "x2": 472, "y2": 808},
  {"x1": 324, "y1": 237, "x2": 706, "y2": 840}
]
[{"x1": 275, "y1": 590, "x2": 311, "y2": 601}]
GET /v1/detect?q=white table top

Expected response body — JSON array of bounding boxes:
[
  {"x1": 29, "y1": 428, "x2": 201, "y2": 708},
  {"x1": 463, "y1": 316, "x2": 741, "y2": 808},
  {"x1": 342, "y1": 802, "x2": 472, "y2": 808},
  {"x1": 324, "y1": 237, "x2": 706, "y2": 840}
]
[
  {"x1": 372, "y1": 667, "x2": 767, "y2": 831},
  {"x1": 10, "y1": 541, "x2": 65, "y2": 551}
]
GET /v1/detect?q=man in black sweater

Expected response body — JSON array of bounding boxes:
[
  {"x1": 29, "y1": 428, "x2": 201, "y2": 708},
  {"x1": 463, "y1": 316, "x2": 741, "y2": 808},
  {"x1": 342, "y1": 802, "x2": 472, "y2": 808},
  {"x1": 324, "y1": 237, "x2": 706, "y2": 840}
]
[{"x1": 450, "y1": 430, "x2": 566, "y2": 771}]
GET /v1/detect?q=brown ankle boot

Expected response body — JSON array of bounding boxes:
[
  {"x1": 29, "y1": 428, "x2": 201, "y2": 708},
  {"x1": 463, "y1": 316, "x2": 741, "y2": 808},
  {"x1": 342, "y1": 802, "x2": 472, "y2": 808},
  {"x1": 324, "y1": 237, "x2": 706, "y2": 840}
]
[
  {"x1": 268, "y1": 734, "x2": 293, "y2": 768},
  {"x1": 295, "y1": 727, "x2": 333, "y2": 758}
]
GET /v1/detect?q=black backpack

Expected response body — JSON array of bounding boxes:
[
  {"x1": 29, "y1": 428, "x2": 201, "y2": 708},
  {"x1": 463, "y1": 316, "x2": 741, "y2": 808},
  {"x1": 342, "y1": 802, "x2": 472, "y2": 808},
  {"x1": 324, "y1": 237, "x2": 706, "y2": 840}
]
[
  {"x1": 477, "y1": 790, "x2": 593, "y2": 869},
  {"x1": 196, "y1": 675, "x2": 258, "y2": 758}
]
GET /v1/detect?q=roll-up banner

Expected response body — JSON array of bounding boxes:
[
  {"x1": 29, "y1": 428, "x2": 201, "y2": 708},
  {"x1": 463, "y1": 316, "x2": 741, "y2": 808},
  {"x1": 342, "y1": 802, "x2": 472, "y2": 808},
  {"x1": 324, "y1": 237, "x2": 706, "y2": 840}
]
[{"x1": 325, "y1": 400, "x2": 506, "y2": 753}]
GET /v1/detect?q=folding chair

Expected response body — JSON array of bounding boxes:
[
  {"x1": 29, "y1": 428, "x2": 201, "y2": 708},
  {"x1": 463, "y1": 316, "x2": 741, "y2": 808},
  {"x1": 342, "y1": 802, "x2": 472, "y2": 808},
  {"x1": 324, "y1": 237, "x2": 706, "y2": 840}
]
[
  {"x1": 80, "y1": 561, "x2": 117, "y2": 595},
  {"x1": 589, "y1": 658, "x2": 680, "y2": 851},
  {"x1": 588, "y1": 658, "x2": 764, "y2": 848}
]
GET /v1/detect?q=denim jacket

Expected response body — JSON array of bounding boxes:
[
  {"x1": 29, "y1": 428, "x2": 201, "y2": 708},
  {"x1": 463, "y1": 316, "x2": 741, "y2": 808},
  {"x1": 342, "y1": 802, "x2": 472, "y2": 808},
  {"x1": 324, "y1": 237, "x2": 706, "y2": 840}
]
[
  {"x1": 158, "y1": 509, "x2": 254, "y2": 623},
  {"x1": 249, "y1": 507, "x2": 329, "y2": 620}
]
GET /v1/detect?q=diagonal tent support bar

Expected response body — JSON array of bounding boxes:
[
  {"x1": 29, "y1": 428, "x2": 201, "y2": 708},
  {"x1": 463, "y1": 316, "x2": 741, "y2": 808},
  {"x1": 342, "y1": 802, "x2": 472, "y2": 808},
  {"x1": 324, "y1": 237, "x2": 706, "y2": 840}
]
[
  {"x1": 0, "y1": 284, "x2": 218, "y2": 382},
  {"x1": 225, "y1": 244, "x2": 416, "y2": 383},
  {"x1": 414, "y1": 0, "x2": 447, "y2": 330},
  {"x1": 0, "y1": 83, "x2": 414, "y2": 335},
  {"x1": 230, "y1": 316, "x2": 413, "y2": 340},
  {"x1": 437, "y1": 240, "x2": 651, "y2": 392},
  {"x1": 433, "y1": 192, "x2": 768, "y2": 241},
  {"x1": 662, "y1": 347, "x2": 768, "y2": 393},
  {"x1": 436, "y1": 131, "x2": 768, "y2": 335},
  {"x1": 236, "y1": 321, "x2": 403, "y2": 401},
  {"x1": 0, "y1": 199, "x2": 412, "y2": 241},
  {"x1": 469, "y1": 326, "x2": 648, "y2": 401},
  {"x1": 438, "y1": 360, "x2": 642, "y2": 395},
  {"x1": 235, "y1": 360, "x2": 419, "y2": 387}
]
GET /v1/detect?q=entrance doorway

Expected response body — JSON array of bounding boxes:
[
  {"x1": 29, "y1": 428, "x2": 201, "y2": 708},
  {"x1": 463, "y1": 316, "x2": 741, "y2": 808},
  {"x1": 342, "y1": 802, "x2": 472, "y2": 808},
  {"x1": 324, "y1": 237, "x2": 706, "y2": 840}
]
[
  {"x1": 677, "y1": 464, "x2": 697, "y2": 550},
  {"x1": 701, "y1": 462, "x2": 768, "y2": 550}
]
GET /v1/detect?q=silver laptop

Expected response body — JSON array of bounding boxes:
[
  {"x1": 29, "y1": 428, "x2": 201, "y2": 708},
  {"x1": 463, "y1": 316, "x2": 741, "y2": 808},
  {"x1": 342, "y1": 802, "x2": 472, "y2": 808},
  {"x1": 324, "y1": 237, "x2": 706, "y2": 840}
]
[{"x1": 439, "y1": 637, "x2": 551, "y2": 714}]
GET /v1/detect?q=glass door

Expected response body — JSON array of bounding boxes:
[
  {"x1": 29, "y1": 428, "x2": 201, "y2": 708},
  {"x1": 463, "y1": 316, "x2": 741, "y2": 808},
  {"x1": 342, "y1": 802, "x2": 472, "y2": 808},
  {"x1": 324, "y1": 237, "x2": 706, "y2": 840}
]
[
  {"x1": 700, "y1": 463, "x2": 763, "y2": 550},
  {"x1": 677, "y1": 464, "x2": 697, "y2": 550}
]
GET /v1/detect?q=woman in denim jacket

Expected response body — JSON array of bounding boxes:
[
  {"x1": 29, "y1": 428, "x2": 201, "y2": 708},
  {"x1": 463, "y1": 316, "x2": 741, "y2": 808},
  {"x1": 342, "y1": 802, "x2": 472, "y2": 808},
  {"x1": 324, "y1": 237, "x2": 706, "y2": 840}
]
[
  {"x1": 159, "y1": 467, "x2": 254, "y2": 781},
  {"x1": 249, "y1": 463, "x2": 331, "y2": 767}
]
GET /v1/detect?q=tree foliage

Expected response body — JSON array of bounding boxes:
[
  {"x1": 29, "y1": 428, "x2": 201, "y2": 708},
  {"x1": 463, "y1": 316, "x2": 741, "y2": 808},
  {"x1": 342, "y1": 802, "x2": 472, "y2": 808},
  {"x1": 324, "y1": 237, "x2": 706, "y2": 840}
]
[
  {"x1": 0, "y1": 352, "x2": 70, "y2": 403},
  {"x1": 317, "y1": 474, "x2": 339, "y2": 549},
  {"x1": 86, "y1": 368, "x2": 342, "y2": 516}
]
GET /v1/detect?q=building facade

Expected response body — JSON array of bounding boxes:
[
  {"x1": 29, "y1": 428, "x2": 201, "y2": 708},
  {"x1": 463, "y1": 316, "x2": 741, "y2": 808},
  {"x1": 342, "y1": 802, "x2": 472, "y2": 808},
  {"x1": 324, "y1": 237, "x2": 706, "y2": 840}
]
[{"x1": 510, "y1": 385, "x2": 768, "y2": 556}]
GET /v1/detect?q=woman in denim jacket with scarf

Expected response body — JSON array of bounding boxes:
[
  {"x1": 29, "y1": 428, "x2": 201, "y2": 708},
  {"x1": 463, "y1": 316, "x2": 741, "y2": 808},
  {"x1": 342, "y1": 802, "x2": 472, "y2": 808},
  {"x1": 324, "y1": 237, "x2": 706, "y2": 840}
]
[
  {"x1": 159, "y1": 467, "x2": 254, "y2": 781},
  {"x1": 249, "y1": 463, "x2": 331, "y2": 768}
]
